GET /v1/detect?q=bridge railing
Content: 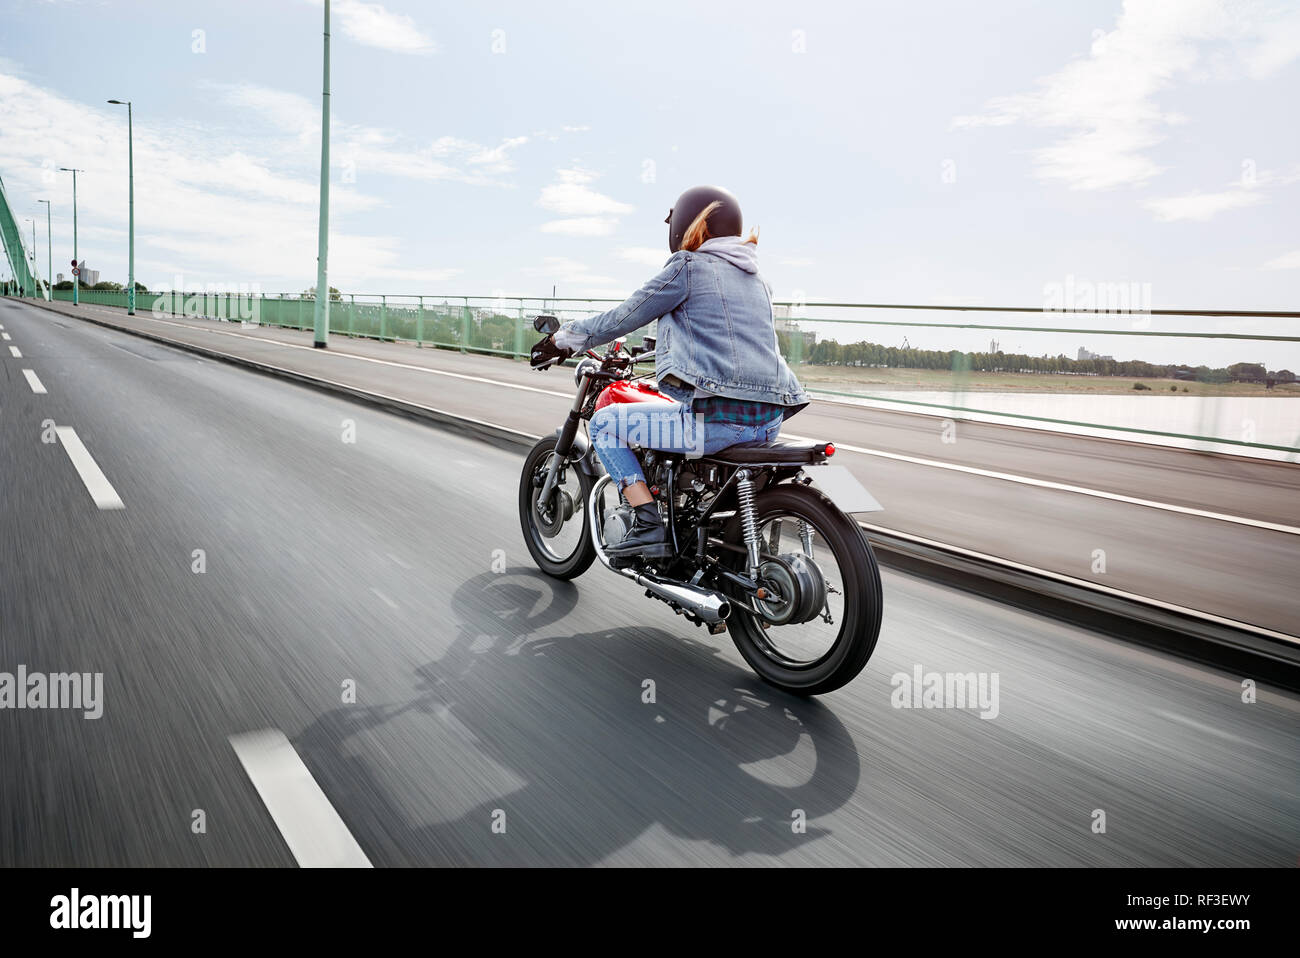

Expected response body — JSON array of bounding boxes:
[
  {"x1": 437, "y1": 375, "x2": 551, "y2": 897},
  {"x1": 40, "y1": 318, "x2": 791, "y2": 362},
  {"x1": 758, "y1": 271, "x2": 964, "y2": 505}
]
[{"x1": 41, "y1": 287, "x2": 1300, "y2": 460}]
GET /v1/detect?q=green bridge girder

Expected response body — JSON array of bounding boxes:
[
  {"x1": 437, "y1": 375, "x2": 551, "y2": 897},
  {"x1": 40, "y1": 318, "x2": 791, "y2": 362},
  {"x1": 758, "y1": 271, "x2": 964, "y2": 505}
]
[{"x1": 0, "y1": 174, "x2": 47, "y2": 298}]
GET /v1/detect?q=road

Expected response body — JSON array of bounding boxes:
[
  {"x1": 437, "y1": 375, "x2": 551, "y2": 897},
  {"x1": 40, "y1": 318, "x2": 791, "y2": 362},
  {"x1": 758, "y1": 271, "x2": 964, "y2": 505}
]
[
  {"x1": 21, "y1": 297, "x2": 1300, "y2": 641},
  {"x1": 1, "y1": 296, "x2": 1297, "y2": 866}
]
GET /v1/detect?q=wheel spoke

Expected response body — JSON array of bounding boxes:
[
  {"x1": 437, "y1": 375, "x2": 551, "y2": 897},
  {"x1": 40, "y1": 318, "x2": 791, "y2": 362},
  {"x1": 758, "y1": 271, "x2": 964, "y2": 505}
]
[{"x1": 743, "y1": 511, "x2": 850, "y2": 668}]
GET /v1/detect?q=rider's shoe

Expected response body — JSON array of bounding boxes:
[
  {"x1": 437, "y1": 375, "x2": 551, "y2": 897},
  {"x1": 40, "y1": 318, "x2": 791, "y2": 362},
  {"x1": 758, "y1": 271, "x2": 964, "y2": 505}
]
[{"x1": 607, "y1": 503, "x2": 672, "y2": 559}]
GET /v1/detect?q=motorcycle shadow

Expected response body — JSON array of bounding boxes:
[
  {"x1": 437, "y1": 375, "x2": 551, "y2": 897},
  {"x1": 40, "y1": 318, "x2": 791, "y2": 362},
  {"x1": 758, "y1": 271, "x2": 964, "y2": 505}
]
[{"x1": 294, "y1": 569, "x2": 864, "y2": 865}]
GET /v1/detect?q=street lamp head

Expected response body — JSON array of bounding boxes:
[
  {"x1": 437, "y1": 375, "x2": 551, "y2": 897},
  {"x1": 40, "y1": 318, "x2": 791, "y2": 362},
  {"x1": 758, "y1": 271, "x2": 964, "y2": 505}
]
[{"x1": 107, "y1": 99, "x2": 128, "y2": 105}]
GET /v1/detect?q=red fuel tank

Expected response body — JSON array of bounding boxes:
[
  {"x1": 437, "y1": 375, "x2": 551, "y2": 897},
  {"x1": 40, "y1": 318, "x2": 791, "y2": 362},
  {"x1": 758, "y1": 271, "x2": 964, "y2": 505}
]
[{"x1": 594, "y1": 380, "x2": 679, "y2": 412}]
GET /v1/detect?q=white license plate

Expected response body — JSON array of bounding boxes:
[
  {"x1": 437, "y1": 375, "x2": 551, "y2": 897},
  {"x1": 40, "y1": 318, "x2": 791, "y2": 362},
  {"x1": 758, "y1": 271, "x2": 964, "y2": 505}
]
[{"x1": 803, "y1": 464, "x2": 883, "y2": 514}]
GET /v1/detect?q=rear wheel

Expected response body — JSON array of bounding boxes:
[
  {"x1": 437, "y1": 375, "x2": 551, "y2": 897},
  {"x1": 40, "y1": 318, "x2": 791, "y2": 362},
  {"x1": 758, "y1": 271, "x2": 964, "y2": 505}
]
[
  {"x1": 722, "y1": 484, "x2": 883, "y2": 695},
  {"x1": 518, "y1": 436, "x2": 596, "y2": 579}
]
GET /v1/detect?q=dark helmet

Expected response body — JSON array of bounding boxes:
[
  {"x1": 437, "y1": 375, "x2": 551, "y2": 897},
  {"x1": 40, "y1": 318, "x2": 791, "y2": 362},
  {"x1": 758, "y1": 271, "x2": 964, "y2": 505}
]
[{"x1": 664, "y1": 185, "x2": 743, "y2": 253}]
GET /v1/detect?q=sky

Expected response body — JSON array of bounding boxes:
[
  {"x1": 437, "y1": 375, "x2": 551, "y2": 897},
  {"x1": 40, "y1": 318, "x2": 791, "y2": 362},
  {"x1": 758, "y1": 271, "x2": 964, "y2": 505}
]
[{"x1": 0, "y1": 0, "x2": 1297, "y2": 368}]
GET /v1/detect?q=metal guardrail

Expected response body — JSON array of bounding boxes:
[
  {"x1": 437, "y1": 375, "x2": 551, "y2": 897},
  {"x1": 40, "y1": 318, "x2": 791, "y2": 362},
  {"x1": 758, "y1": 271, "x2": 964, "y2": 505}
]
[{"x1": 29, "y1": 287, "x2": 1300, "y2": 458}]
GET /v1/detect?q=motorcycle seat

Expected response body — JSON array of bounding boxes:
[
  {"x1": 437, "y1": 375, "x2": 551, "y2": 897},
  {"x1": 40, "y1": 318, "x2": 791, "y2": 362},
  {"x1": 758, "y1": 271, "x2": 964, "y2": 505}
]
[{"x1": 708, "y1": 440, "x2": 833, "y2": 464}]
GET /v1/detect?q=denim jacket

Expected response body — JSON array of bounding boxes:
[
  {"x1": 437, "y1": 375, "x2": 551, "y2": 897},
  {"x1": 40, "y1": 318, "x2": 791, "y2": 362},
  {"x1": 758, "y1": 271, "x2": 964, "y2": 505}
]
[{"x1": 555, "y1": 236, "x2": 810, "y2": 418}]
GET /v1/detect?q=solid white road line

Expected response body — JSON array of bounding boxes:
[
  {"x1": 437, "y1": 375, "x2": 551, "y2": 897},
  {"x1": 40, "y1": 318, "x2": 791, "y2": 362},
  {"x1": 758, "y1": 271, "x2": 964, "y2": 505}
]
[
  {"x1": 9, "y1": 345, "x2": 21, "y2": 357},
  {"x1": 54, "y1": 427, "x2": 124, "y2": 510},
  {"x1": 21, "y1": 369, "x2": 46, "y2": 394},
  {"x1": 60, "y1": 303, "x2": 1297, "y2": 534},
  {"x1": 229, "y1": 729, "x2": 372, "y2": 868},
  {"x1": 786, "y1": 433, "x2": 1300, "y2": 536}
]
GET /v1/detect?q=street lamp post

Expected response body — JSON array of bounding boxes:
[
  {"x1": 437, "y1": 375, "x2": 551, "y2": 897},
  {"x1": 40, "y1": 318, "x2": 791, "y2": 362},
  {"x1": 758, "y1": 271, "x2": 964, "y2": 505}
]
[
  {"x1": 37, "y1": 200, "x2": 51, "y2": 301},
  {"x1": 26, "y1": 219, "x2": 35, "y2": 296},
  {"x1": 312, "y1": 0, "x2": 331, "y2": 348},
  {"x1": 58, "y1": 167, "x2": 83, "y2": 306},
  {"x1": 107, "y1": 100, "x2": 134, "y2": 314}
]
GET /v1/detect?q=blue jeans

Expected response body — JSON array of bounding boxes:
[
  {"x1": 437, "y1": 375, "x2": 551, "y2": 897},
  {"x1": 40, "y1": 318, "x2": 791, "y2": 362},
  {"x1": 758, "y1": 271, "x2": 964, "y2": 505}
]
[{"x1": 589, "y1": 383, "x2": 782, "y2": 491}]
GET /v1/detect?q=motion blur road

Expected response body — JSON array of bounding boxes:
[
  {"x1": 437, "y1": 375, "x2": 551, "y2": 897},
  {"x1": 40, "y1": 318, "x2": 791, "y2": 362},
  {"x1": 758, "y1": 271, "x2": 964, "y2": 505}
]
[{"x1": 1, "y1": 297, "x2": 1297, "y2": 866}]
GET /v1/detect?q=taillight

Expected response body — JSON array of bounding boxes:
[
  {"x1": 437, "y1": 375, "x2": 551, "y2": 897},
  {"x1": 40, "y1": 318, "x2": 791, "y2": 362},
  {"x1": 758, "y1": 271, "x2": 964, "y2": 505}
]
[{"x1": 825, "y1": 443, "x2": 836, "y2": 457}]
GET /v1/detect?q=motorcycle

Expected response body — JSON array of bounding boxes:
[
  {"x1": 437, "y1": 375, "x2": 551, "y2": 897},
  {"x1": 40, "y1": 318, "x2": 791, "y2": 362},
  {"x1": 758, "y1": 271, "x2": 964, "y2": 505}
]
[{"x1": 518, "y1": 315, "x2": 884, "y2": 695}]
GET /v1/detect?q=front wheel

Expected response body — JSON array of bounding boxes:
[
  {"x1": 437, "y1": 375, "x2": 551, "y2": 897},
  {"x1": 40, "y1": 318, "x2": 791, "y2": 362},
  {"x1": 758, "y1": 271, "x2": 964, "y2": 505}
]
[
  {"x1": 722, "y1": 484, "x2": 883, "y2": 695},
  {"x1": 518, "y1": 436, "x2": 597, "y2": 579}
]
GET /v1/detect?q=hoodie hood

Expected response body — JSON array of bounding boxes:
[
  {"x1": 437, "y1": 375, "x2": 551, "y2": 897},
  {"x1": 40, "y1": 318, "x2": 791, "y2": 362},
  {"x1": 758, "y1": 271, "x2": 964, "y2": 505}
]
[{"x1": 695, "y1": 235, "x2": 759, "y2": 273}]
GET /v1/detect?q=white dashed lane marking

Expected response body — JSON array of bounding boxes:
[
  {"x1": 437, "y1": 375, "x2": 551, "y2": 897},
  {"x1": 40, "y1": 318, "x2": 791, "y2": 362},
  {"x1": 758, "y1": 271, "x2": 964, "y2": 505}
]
[
  {"x1": 22, "y1": 369, "x2": 46, "y2": 394},
  {"x1": 54, "y1": 427, "x2": 124, "y2": 510},
  {"x1": 9, "y1": 345, "x2": 21, "y2": 357},
  {"x1": 229, "y1": 729, "x2": 372, "y2": 868}
]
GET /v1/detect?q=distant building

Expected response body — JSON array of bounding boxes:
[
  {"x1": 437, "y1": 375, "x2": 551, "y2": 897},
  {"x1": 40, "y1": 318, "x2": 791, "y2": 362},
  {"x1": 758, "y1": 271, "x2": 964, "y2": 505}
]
[
  {"x1": 1078, "y1": 345, "x2": 1113, "y2": 362},
  {"x1": 75, "y1": 261, "x2": 100, "y2": 286},
  {"x1": 773, "y1": 316, "x2": 817, "y2": 352}
]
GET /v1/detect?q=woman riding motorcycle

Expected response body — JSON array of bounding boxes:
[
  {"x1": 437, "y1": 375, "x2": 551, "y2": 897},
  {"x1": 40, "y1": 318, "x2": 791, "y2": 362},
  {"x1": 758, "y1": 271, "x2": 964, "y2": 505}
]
[{"x1": 544, "y1": 185, "x2": 810, "y2": 558}]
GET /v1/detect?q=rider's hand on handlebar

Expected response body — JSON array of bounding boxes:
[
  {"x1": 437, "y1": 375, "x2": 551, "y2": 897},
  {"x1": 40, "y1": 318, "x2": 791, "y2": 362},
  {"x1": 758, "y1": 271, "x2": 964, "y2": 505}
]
[{"x1": 529, "y1": 333, "x2": 573, "y2": 370}]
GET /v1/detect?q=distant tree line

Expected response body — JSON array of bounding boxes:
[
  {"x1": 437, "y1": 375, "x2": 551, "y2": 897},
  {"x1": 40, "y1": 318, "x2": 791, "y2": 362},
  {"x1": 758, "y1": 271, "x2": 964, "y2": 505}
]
[
  {"x1": 52, "y1": 280, "x2": 149, "y2": 292},
  {"x1": 802, "y1": 338, "x2": 1294, "y2": 384}
]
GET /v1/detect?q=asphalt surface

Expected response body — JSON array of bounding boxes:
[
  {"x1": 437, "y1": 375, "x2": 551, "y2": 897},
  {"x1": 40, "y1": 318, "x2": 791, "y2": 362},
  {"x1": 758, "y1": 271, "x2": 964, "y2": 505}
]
[
  {"x1": 1, "y1": 296, "x2": 1297, "y2": 866},
  {"x1": 23, "y1": 298, "x2": 1300, "y2": 638}
]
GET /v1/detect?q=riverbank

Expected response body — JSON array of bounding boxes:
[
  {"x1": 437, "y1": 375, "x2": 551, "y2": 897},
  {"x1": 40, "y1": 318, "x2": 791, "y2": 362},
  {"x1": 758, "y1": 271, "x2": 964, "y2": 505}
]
[{"x1": 795, "y1": 365, "x2": 1300, "y2": 397}]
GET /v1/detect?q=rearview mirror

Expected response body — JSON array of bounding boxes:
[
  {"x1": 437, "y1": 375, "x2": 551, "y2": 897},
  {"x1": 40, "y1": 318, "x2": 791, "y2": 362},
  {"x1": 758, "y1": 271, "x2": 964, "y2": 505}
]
[{"x1": 534, "y1": 314, "x2": 560, "y2": 335}]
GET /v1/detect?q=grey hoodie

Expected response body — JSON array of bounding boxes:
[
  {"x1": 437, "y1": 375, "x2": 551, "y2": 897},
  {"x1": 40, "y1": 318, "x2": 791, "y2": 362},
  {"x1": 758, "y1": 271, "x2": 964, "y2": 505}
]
[{"x1": 695, "y1": 235, "x2": 759, "y2": 272}]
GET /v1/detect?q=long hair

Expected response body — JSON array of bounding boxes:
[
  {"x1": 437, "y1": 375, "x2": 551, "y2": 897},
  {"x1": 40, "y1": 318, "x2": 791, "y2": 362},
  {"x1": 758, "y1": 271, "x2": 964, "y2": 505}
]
[{"x1": 679, "y1": 200, "x2": 760, "y2": 252}]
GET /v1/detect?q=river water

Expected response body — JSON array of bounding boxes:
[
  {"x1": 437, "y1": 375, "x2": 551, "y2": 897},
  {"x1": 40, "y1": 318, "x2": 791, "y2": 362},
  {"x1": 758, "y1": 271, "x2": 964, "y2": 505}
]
[{"x1": 809, "y1": 388, "x2": 1300, "y2": 463}]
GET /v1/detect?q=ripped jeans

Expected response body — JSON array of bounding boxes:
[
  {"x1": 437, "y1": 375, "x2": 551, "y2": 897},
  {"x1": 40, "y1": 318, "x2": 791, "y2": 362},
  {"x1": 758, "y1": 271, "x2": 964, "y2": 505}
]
[{"x1": 589, "y1": 382, "x2": 782, "y2": 492}]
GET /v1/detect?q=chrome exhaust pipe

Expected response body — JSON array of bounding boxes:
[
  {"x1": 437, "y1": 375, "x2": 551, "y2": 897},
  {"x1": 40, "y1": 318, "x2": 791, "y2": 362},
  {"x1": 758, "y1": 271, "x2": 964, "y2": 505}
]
[
  {"x1": 632, "y1": 571, "x2": 731, "y2": 624},
  {"x1": 588, "y1": 475, "x2": 731, "y2": 624}
]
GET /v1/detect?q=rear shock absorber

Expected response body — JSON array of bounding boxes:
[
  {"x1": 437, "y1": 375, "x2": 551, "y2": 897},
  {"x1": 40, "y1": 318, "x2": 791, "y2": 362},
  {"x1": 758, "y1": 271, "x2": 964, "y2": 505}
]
[
  {"x1": 736, "y1": 469, "x2": 761, "y2": 576},
  {"x1": 798, "y1": 518, "x2": 814, "y2": 558}
]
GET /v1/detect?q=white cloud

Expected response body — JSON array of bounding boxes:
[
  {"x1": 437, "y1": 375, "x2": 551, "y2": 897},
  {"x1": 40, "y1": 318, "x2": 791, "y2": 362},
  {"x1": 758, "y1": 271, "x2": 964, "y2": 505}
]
[
  {"x1": 213, "y1": 82, "x2": 526, "y2": 187},
  {"x1": 540, "y1": 217, "x2": 619, "y2": 237},
  {"x1": 951, "y1": 1, "x2": 1300, "y2": 191},
  {"x1": 1143, "y1": 189, "x2": 1265, "y2": 222},
  {"x1": 778, "y1": 256, "x2": 814, "y2": 267},
  {"x1": 466, "y1": 136, "x2": 529, "y2": 175},
  {"x1": 1243, "y1": 7, "x2": 1300, "y2": 77},
  {"x1": 306, "y1": 0, "x2": 436, "y2": 55},
  {"x1": 1263, "y1": 249, "x2": 1300, "y2": 270},
  {"x1": 1143, "y1": 165, "x2": 1297, "y2": 221},
  {"x1": 0, "y1": 71, "x2": 464, "y2": 292},
  {"x1": 217, "y1": 84, "x2": 318, "y2": 139},
  {"x1": 536, "y1": 168, "x2": 634, "y2": 237},
  {"x1": 538, "y1": 168, "x2": 634, "y2": 217},
  {"x1": 615, "y1": 246, "x2": 669, "y2": 266},
  {"x1": 524, "y1": 256, "x2": 616, "y2": 288}
]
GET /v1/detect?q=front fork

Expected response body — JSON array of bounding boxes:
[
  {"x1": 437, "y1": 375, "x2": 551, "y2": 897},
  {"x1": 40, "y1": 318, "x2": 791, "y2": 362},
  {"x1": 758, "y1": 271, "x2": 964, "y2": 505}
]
[{"x1": 536, "y1": 372, "x2": 592, "y2": 511}]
